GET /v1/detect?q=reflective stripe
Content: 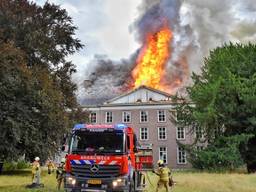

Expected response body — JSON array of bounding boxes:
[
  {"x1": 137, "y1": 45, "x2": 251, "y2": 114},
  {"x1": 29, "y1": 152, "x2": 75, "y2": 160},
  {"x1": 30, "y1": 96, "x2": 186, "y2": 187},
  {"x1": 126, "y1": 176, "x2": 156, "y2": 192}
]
[
  {"x1": 79, "y1": 160, "x2": 86, "y2": 165},
  {"x1": 74, "y1": 160, "x2": 81, "y2": 164},
  {"x1": 84, "y1": 160, "x2": 91, "y2": 164}
]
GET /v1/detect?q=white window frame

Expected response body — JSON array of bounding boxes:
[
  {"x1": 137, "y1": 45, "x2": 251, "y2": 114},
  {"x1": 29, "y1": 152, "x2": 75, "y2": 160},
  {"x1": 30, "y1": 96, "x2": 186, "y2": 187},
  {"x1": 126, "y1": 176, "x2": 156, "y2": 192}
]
[
  {"x1": 177, "y1": 146, "x2": 187, "y2": 164},
  {"x1": 159, "y1": 147, "x2": 168, "y2": 164},
  {"x1": 122, "y1": 111, "x2": 131, "y2": 123},
  {"x1": 140, "y1": 111, "x2": 148, "y2": 123},
  {"x1": 105, "y1": 111, "x2": 113, "y2": 123},
  {"x1": 176, "y1": 127, "x2": 185, "y2": 140},
  {"x1": 140, "y1": 127, "x2": 148, "y2": 140},
  {"x1": 158, "y1": 127, "x2": 167, "y2": 140},
  {"x1": 157, "y1": 110, "x2": 166, "y2": 122},
  {"x1": 90, "y1": 112, "x2": 97, "y2": 123}
]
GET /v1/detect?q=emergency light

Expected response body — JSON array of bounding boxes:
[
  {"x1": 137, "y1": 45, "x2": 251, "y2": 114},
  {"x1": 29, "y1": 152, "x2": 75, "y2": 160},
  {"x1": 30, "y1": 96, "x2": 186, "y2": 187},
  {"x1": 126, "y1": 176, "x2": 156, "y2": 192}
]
[{"x1": 73, "y1": 123, "x2": 128, "y2": 131}]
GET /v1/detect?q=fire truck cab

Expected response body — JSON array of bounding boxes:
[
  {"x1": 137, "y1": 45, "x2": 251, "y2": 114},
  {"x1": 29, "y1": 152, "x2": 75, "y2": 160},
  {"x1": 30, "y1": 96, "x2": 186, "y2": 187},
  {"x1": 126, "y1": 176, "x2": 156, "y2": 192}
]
[{"x1": 64, "y1": 123, "x2": 152, "y2": 192}]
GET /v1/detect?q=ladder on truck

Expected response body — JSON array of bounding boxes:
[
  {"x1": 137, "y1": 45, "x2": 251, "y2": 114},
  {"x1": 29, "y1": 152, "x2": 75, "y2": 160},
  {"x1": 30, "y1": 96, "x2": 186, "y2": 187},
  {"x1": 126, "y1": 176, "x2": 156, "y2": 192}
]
[{"x1": 134, "y1": 144, "x2": 153, "y2": 192}]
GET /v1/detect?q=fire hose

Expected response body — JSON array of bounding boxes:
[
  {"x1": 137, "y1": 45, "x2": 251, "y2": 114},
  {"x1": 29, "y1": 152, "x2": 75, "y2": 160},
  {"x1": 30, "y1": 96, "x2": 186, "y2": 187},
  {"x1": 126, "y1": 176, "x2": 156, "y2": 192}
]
[{"x1": 144, "y1": 171, "x2": 155, "y2": 187}]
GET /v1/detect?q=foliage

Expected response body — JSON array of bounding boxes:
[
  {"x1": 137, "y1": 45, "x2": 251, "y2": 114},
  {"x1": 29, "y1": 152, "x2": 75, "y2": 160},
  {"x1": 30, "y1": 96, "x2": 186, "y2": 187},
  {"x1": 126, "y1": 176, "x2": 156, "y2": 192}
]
[
  {"x1": 16, "y1": 160, "x2": 30, "y2": 169},
  {"x1": 174, "y1": 43, "x2": 256, "y2": 172},
  {"x1": 3, "y1": 160, "x2": 30, "y2": 171},
  {"x1": 189, "y1": 134, "x2": 252, "y2": 171},
  {"x1": 0, "y1": 0, "x2": 86, "y2": 161},
  {"x1": 3, "y1": 161, "x2": 17, "y2": 171}
]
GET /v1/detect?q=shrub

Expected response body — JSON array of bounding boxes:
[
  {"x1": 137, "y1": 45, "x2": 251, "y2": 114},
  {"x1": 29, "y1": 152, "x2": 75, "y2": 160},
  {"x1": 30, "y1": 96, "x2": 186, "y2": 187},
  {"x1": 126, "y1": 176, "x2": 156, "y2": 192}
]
[
  {"x1": 3, "y1": 161, "x2": 17, "y2": 171},
  {"x1": 16, "y1": 160, "x2": 30, "y2": 169},
  {"x1": 189, "y1": 134, "x2": 252, "y2": 171}
]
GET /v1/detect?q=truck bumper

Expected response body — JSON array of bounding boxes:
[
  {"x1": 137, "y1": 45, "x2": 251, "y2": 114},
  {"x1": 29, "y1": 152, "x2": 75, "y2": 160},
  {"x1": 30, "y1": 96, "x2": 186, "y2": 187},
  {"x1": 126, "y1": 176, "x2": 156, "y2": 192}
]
[{"x1": 64, "y1": 174, "x2": 129, "y2": 192}]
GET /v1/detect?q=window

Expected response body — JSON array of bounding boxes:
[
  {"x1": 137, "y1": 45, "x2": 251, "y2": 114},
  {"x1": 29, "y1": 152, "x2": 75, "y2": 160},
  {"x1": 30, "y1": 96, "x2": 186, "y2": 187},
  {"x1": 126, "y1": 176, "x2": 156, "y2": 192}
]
[
  {"x1": 140, "y1": 128, "x2": 148, "y2": 140},
  {"x1": 195, "y1": 127, "x2": 203, "y2": 139},
  {"x1": 159, "y1": 147, "x2": 167, "y2": 164},
  {"x1": 177, "y1": 127, "x2": 185, "y2": 140},
  {"x1": 122, "y1": 111, "x2": 131, "y2": 123},
  {"x1": 158, "y1": 127, "x2": 167, "y2": 140},
  {"x1": 177, "y1": 147, "x2": 186, "y2": 164},
  {"x1": 158, "y1": 110, "x2": 166, "y2": 122},
  {"x1": 140, "y1": 111, "x2": 148, "y2": 122},
  {"x1": 105, "y1": 112, "x2": 113, "y2": 123},
  {"x1": 90, "y1": 112, "x2": 97, "y2": 123}
]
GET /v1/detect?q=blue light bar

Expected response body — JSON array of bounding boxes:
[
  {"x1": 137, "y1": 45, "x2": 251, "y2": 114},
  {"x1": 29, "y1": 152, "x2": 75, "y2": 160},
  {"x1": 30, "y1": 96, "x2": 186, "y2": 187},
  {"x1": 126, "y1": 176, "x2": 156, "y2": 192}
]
[
  {"x1": 73, "y1": 124, "x2": 86, "y2": 130},
  {"x1": 114, "y1": 124, "x2": 128, "y2": 130}
]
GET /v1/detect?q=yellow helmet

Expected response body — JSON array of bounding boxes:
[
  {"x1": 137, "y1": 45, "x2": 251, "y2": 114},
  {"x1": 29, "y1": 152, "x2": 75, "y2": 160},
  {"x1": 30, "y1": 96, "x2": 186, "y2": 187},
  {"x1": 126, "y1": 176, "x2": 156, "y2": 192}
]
[
  {"x1": 157, "y1": 159, "x2": 164, "y2": 165},
  {"x1": 61, "y1": 158, "x2": 66, "y2": 163}
]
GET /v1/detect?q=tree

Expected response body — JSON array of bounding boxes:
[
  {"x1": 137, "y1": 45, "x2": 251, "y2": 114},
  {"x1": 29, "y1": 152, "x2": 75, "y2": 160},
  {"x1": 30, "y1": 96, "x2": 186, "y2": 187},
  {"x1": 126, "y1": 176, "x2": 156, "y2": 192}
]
[
  {"x1": 0, "y1": 0, "x2": 85, "y2": 161},
  {"x1": 175, "y1": 43, "x2": 256, "y2": 172},
  {"x1": 0, "y1": 0, "x2": 83, "y2": 108}
]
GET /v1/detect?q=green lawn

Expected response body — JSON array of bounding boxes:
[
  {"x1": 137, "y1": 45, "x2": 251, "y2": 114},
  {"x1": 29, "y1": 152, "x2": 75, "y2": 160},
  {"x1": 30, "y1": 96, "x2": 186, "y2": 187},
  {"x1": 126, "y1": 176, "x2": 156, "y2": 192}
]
[{"x1": 0, "y1": 169, "x2": 256, "y2": 192}]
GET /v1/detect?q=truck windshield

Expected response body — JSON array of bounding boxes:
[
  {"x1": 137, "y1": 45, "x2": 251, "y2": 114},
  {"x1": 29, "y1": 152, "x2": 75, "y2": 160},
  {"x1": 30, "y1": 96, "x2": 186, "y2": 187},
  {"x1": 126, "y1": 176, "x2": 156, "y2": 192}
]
[{"x1": 70, "y1": 130, "x2": 124, "y2": 154}]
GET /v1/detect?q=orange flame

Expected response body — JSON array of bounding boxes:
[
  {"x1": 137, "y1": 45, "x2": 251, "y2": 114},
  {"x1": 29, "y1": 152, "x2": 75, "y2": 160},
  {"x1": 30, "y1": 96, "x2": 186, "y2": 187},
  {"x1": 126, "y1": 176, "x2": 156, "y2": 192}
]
[{"x1": 131, "y1": 27, "x2": 173, "y2": 92}]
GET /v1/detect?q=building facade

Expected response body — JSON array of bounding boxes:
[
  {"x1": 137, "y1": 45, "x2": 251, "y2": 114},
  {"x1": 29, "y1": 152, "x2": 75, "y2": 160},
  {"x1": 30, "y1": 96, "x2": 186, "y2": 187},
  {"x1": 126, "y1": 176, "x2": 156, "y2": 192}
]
[{"x1": 84, "y1": 86, "x2": 194, "y2": 169}]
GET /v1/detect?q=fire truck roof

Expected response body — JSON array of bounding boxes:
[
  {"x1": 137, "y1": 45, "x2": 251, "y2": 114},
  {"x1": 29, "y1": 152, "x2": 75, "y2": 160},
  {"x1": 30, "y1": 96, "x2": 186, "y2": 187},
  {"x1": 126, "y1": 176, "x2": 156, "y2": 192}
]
[{"x1": 73, "y1": 123, "x2": 128, "y2": 131}]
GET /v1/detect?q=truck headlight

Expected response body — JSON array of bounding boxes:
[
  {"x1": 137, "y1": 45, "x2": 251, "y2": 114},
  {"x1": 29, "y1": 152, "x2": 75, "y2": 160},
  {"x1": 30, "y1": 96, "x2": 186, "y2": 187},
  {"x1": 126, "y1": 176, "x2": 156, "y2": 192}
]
[
  {"x1": 67, "y1": 176, "x2": 76, "y2": 185},
  {"x1": 112, "y1": 178, "x2": 126, "y2": 187}
]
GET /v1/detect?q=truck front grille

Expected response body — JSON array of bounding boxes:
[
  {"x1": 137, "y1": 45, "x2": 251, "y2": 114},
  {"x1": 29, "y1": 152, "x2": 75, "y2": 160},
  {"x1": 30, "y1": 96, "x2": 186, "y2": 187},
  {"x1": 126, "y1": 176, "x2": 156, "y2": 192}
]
[{"x1": 71, "y1": 164, "x2": 121, "y2": 178}]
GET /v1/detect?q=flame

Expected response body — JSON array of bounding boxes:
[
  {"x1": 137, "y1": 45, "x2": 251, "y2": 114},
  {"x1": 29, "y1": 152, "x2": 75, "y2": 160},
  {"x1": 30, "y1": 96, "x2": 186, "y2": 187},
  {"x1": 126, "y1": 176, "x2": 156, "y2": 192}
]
[{"x1": 131, "y1": 27, "x2": 173, "y2": 92}]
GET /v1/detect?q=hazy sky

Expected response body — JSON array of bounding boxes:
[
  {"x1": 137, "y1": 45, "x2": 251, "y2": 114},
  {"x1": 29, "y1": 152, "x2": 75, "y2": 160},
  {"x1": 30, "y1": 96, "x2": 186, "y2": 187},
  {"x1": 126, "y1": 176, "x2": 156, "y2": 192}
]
[{"x1": 36, "y1": 0, "x2": 141, "y2": 76}]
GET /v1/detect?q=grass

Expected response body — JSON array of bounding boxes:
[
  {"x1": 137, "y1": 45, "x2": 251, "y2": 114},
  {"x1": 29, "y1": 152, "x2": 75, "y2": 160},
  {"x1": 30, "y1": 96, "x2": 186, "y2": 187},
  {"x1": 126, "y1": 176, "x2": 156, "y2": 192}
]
[
  {"x1": 145, "y1": 171, "x2": 256, "y2": 192},
  {"x1": 0, "y1": 169, "x2": 64, "y2": 192},
  {"x1": 0, "y1": 169, "x2": 256, "y2": 192}
]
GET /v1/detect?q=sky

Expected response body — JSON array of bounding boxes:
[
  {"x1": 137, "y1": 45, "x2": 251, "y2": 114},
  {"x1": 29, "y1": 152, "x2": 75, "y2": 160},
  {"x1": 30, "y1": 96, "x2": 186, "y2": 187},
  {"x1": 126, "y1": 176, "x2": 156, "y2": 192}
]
[
  {"x1": 36, "y1": 0, "x2": 141, "y2": 77},
  {"x1": 35, "y1": 0, "x2": 256, "y2": 102}
]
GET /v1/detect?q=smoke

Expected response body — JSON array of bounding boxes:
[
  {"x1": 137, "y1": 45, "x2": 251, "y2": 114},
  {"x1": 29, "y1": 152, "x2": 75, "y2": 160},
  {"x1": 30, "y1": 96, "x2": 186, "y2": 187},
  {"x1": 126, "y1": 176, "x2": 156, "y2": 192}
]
[
  {"x1": 180, "y1": 0, "x2": 256, "y2": 71},
  {"x1": 78, "y1": 0, "x2": 256, "y2": 104},
  {"x1": 78, "y1": 53, "x2": 138, "y2": 105}
]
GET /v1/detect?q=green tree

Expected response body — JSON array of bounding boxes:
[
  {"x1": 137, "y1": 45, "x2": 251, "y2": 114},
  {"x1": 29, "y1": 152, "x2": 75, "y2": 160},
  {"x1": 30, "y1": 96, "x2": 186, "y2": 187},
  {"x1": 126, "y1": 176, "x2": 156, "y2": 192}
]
[
  {"x1": 175, "y1": 43, "x2": 256, "y2": 172},
  {"x1": 0, "y1": 0, "x2": 82, "y2": 108},
  {"x1": 0, "y1": 0, "x2": 86, "y2": 161}
]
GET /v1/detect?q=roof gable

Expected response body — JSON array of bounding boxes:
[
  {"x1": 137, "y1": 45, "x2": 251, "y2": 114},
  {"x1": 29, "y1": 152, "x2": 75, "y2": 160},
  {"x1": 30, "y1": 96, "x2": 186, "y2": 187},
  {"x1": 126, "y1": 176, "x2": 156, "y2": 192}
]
[{"x1": 105, "y1": 86, "x2": 172, "y2": 104}]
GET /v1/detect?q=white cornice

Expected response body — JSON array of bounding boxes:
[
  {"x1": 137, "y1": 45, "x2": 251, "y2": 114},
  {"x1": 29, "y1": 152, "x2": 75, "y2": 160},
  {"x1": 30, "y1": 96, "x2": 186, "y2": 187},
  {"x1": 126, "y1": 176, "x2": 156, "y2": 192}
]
[{"x1": 85, "y1": 104, "x2": 176, "y2": 111}]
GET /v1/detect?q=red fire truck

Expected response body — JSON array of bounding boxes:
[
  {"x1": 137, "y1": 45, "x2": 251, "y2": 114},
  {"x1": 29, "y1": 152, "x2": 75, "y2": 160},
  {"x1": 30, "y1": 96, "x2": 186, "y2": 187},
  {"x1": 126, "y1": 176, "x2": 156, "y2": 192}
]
[{"x1": 64, "y1": 123, "x2": 153, "y2": 192}]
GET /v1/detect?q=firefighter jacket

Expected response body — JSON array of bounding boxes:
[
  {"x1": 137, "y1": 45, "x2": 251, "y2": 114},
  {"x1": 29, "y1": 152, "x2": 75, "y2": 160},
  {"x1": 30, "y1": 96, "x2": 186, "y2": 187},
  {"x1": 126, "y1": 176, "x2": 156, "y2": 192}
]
[
  {"x1": 47, "y1": 161, "x2": 55, "y2": 170},
  {"x1": 56, "y1": 163, "x2": 65, "y2": 179},
  {"x1": 32, "y1": 161, "x2": 41, "y2": 174},
  {"x1": 155, "y1": 167, "x2": 171, "y2": 182}
]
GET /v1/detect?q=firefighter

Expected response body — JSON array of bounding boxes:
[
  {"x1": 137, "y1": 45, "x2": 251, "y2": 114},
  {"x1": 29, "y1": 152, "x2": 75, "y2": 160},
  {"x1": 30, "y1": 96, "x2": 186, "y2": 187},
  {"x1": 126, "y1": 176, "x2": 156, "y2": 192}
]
[
  {"x1": 47, "y1": 159, "x2": 55, "y2": 174},
  {"x1": 152, "y1": 160, "x2": 172, "y2": 192},
  {"x1": 56, "y1": 158, "x2": 66, "y2": 190},
  {"x1": 31, "y1": 157, "x2": 41, "y2": 185}
]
